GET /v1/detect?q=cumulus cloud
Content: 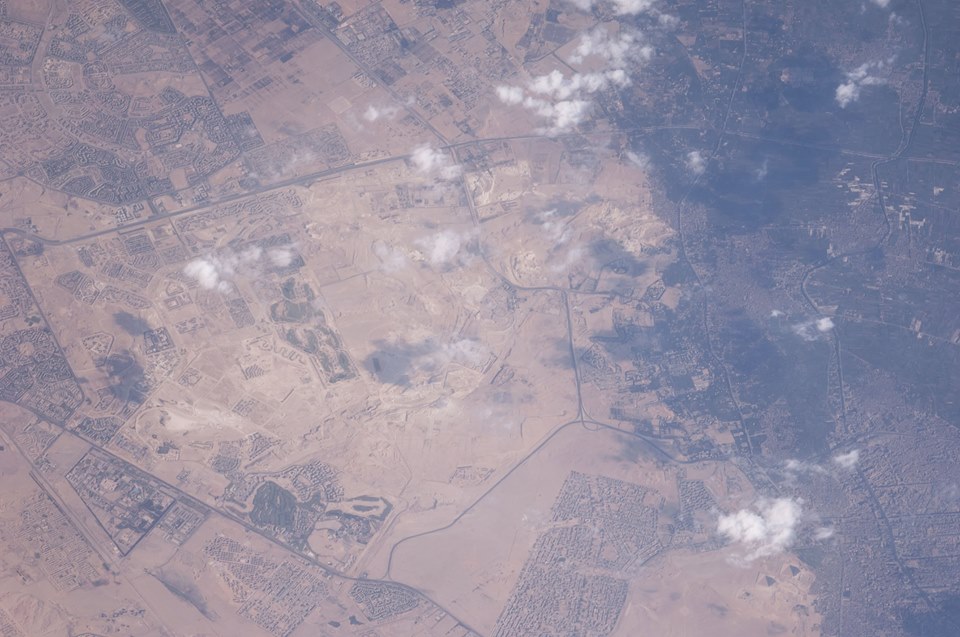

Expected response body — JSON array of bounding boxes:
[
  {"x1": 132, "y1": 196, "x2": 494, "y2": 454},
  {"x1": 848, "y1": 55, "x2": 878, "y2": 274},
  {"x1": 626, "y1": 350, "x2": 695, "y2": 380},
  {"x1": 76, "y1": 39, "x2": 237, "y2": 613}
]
[
  {"x1": 784, "y1": 449, "x2": 860, "y2": 478},
  {"x1": 814, "y1": 526, "x2": 835, "y2": 540},
  {"x1": 549, "y1": 244, "x2": 586, "y2": 273},
  {"x1": 372, "y1": 240, "x2": 408, "y2": 272},
  {"x1": 568, "y1": 0, "x2": 654, "y2": 15},
  {"x1": 566, "y1": 0, "x2": 677, "y2": 25},
  {"x1": 415, "y1": 229, "x2": 474, "y2": 268},
  {"x1": 267, "y1": 246, "x2": 295, "y2": 268},
  {"x1": 363, "y1": 97, "x2": 414, "y2": 123},
  {"x1": 717, "y1": 497, "x2": 803, "y2": 562},
  {"x1": 833, "y1": 449, "x2": 860, "y2": 470},
  {"x1": 685, "y1": 150, "x2": 706, "y2": 176},
  {"x1": 870, "y1": 0, "x2": 891, "y2": 7},
  {"x1": 626, "y1": 150, "x2": 651, "y2": 170},
  {"x1": 754, "y1": 158, "x2": 769, "y2": 181},
  {"x1": 530, "y1": 68, "x2": 630, "y2": 99},
  {"x1": 496, "y1": 22, "x2": 659, "y2": 134},
  {"x1": 183, "y1": 244, "x2": 296, "y2": 293},
  {"x1": 363, "y1": 104, "x2": 400, "y2": 122},
  {"x1": 835, "y1": 59, "x2": 891, "y2": 108},
  {"x1": 442, "y1": 338, "x2": 493, "y2": 369},
  {"x1": 184, "y1": 246, "x2": 262, "y2": 293},
  {"x1": 248, "y1": 150, "x2": 316, "y2": 182},
  {"x1": 184, "y1": 258, "x2": 231, "y2": 293},
  {"x1": 568, "y1": 27, "x2": 653, "y2": 67},
  {"x1": 536, "y1": 208, "x2": 575, "y2": 246},
  {"x1": 791, "y1": 316, "x2": 835, "y2": 341},
  {"x1": 496, "y1": 85, "x2": 524, "y2": 105},
  {"x1": 380, "y1": 337, "x2": 492, "y2": 382},
  {"x1": 611, "y1": 0, "x2": 657, "y2": 12},
  {"x1": 834, "y1": 82, "x2": 861, "y2": 108},
  {"x1": 784, "y1": 458, "x2": 828, "y2": 476},
  {"x1": 410, "y1": 144, "x2": 461, "y2": 180},
  {"x1": 496, "y1": 68, "x2": 631, "y2": 134}
]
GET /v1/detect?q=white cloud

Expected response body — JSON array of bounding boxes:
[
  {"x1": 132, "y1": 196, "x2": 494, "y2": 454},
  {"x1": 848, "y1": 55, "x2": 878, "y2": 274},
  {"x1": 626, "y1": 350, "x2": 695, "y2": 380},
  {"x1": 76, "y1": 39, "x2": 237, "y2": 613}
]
[
  {"x1": 248, "y1": 150, "x2": 317, "y2": 182},
  {"x1": 496, "y1": 21, "x2": 662, "y2": 135},
  {"x1": 410, "y1": 144, "x2": 461, "y2": 180},
  {"x1": 549, "y1": 244, "x2": 586, "y2": 273},
  {"x1": 626, "y1": 150, "x2": 651, "y2": 170},
  {"x1": 372, "y1": 240, "x2": 408, "y2": 272},
  {"x1": 653, "y1": 10, "x2": 679, "y2": 27},
  {"x1": 835, "y1": 81, "x2": 862, "y2": 108},
  {"x1": 496, "y1": 85, "x2": 524, "y2": 105},
  {"x1": 184, "y1": 257, "x2": 231, "y2": 293},
  {"x1": 717, "y1": 497, "x2": 803, "y2": 562},
  {"x1": 527, "y1": 69, "x2": 630, "y2": 100},
  {"x1": 538, "y1": 209, "x2": 574, "y2": 245},
  {"x1": 833, "y1": 449, "x2": 860, "y2": 470},
  {"x1": 792, "y1": 316, "x2": 835, "y2": 341},
  {"x1": 784, "y1": 449, "x2": 859, "y2": 477},
  {"x1": 384, "y1": 337, "x2": 492, "y2": 380},
  {"x1": 496, "y1": 68, "x2": 632, "y2": 134},
  {"x1": 567, "y1": 0, "x2": 655, "y2": 15},
  {"x1": 871, "y1": 0, "x2": 890, "y2": 7},
  {"x1": 363, "y1": 97, "x2": 414, "y2": 123},
  {"x1": 363, "y1": 104, "x2": 399, "y2": 122},
  {"x1": 685, "y1": 150, "x2": 706, "y2": 176},
  {"x1": 814, "y1": 526, "x2": 835, "y2": 540},
  {"x1": 415, "y1": 230, "x2": 473, "y2": 268},
  {"x1": 566, "y1": 0, "x2": 677, "y2": 25},
  {"x1": 611, "y1": 0, "x2": 657, "y2": 14},
  {"x1": 754, "y1": 158, "x2": 769, "y2": 181},
  {"x1": 422, "y1": 231, "x2": 460, "y2": 265},
  {"x1": 784, "y1": 458, "x2": 827, "y2": 475},
  {"x1": 568, "y1": 28, "x2": 653, "y2": 68},
  {"x1": 442, "y1": 338, "x2": 492, "y2": 369},
  {"x1": 770, "y1": 309, "x2": 784, "y2": 318},
  {"x1": 267, "y1": 246, "x2": 295, "y2": 268},
  {"x1": 183, "y1": 244, "x2": 295, "y2": 293},
  {"x1": 836, "y1": 60, "x2": 891, "y2": 108}
]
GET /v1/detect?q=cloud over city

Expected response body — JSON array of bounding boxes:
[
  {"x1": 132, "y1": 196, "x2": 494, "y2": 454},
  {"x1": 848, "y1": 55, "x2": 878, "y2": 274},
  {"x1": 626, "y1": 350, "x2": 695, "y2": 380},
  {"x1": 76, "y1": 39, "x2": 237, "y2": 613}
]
[
  {"x1": 364, "y1": 104, "x2": 401, "y2": 122},
  {"x1": 784, "y1": 458, "x2": 828, "y2": 476},
  {"x1": 410, "y1": 144, "x2": 462, "y2": 181},
  {"x1": 569, "y1": 27, "x2": 654, "y2": 67},
  {"x1": 685, "y1": 150, "x2": 707, "y2": 176},
  {"x1": 836, "y1": 59, "x2": 892, "y2": 108},
  {"x1": 363, "y1": 96, "x2": 414, "y2": 123},
  {"x1": 717, "y1": 497, "x2": 803, "y2": 562},
  {"x1": 791, "y1": 316, "x2": 835, "y2": 341},
  {"x1": 495, "y1": 23, "x2": 658, "y2": 134},
  {"x1": 414, "y1": 229, "x2": 476, "y2": 268},
  {"x1": 784, "y1": 449, "x2": 861, "y2": 477},
  {"x1": 833, "y1": 449, "x2": 860, "y2": 470},
  {"x1": 372, "y1": 240, "x2": 408, "y2": 273},
  {"x1": 626, "y1": 150, "x2": 651, "y2": 170},
  {"x1": 183, "y1": 244, "x2": 297, "y2": 293},
  {"x1": 496, "y1": 69, "x2": 631, "y2": 134},
  {"x1": 567, "y1": 0, "x2": 670, "y2": 19}
]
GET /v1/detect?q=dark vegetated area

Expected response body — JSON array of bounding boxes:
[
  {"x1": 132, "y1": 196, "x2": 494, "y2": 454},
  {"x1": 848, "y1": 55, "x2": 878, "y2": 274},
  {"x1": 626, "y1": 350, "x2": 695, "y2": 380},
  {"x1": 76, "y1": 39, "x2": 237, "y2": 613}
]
[
  {"x1": 719, "y1": 309, "x2": 833, "y2": 455},
  {"x1": 250, "y1": 481, "x2": 298, "y2": 530}
]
